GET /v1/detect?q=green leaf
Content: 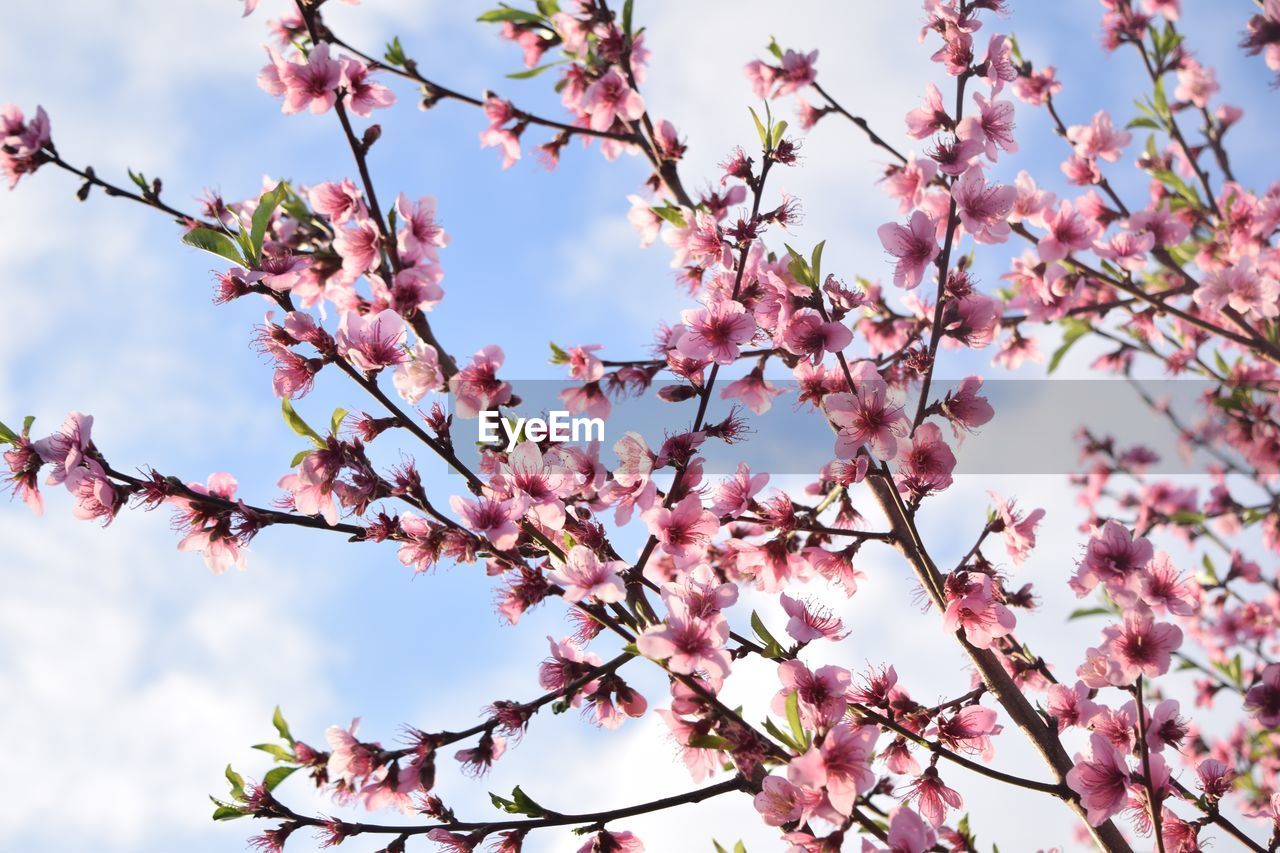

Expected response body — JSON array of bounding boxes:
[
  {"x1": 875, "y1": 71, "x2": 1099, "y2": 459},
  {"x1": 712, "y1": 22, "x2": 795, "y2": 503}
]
[
  {"x1": 182, "y1": 228, "x2": 245, "y2": 265},
  {"x1": 1126, "y1": 116, "x2": 1161, "y2": 130},
  {"x1": 549, "y1": 341, "x2": 570, "y2": 364},
  {"x1": 1048, "y1": 319, "x2": 1090, "y2": 374},
  {"x1": 330, "y1": 408, "x2": 348, "y2": 436},
  {"x1": 1067, "y1": 607, "x2": 1111, "y2": 621},
  {"x1": 771, "y1": 119, "x2": 788, "y2": 147},
  {"x1": 0, "y1": 420, "x2": 18, "y2": 445},
  {"x1": 762, "y1": 717, "x2": 804, "y2": 753},
  {"x1": 784, "y1": 690, "x2": 806, "y2": 746},
  {"x1": 535, "y1": 0, "x2": 559, "y2": 14},
  {"x1": 249, "y1": 182, "x2": 288, "y2": 261},
  {"x1": 253, "y1": 743, "x2": 296, "y2": 762},
  {"x1": 748, "y1": 107, "x2": 769, "y2": 149},
  {"x1": 713, "y1": 843, "x2": 731, "y2": 853},
  {"x1": 688, "y1": 732, "x2": 733, "y2": 750},
  {"x1": 477, "y1": 7, "x2": 544, "y2": 24},
  {"x1": 650, "y1": 205, "x2": 687, "y2": 229},
  {"x1": 282, "y1": 399, "x2": 325, "y2": 447},
  {"x1": 384, "y1": 36, "x2": 407, "y2": 67},
  {"x1": 22, "y1": 415, "x2": 35, "y2": 436},
  {"x1": 749, "y1": 610, "x2": 784, "y2": 657},
  {"x1": 810, "y1": 240, "x2": 825, "y2": 285},
  {"x1": 289, "y1": 448, "x2": 311, "y2": 467},
  {"x1": 272, "y1": 705, "x2": 295, "y2": 745},
  {"x1": 225, "y1": 765, "x2": 247, "y2": 801},
  {"x1": 263, "y1": 765, "x2": 298, "y2": 791},
  {"x1": 766, "y1": 37, "x2": 784, "y2": 61},
  {"x1": 622, "y1": 0, "x2": 634, "y2": 36},
  {"x1": 210, "y1": 798, "x2": 247, "y2": 821},
  {"x1": 735, "y1": 843, "x2": 747, "y2": 853},
  {"x1": 506, "y1": 61, "x2": 565, "y2": 80}
]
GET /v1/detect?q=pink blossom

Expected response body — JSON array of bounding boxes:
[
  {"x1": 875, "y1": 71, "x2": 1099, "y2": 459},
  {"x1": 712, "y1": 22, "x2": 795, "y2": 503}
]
[
  {"x1": 1195, "y1": 261, "x2": 1280, "y2": 321},
  {"x1": 941, "y1": 376, "x2": 994, "y2": 434},
  {"x1": 1093, "y1": 229, "x2": 1155, "y2": 272},
  {"x1": 1013, "y1": 65, "x2": 1061, "y2": 106},
  {"x1": 952, "y1": 167, "x2": 1015, "y2": 244},
  {"x1": 626, "y1": 195, "x2": 663, "y2": 247},
  {"x1": 878, "y1": 211, "x2": 940, "y2": 289},
  {"x1": 720, "y1": 368, "x2": 785, "y2": 415},
  {"x1": 904, "y1": 83, "x2": 951, "y2": 139},
  {"x1": 676, "y1": 299, "x2": 756, "y2": 364},
  {"x1": 1071, "y1": 519, "x2": 1153, "y2": 599},
  {"x1": 1096, "y1": 607, "x2": 1183, "y2": 685},
  {"x1": 333, "y1": 218, "x2": 383, "y2": 277},
  {"x1": 0, "y1": 104, "x2": 51, "y2": 188},
  {"x1": 1066, "y1": 111, "x2": 1131, "y2": 163},
  {"x1": 66, "y1": 460, "x2": 119, "y2": 525},
  {"x1": 280, "y1": 43, "x2": 342, "y2": 115},
  {"x1": 449, "y1": 493, "x2": 525, "y2": 551},
  {"x1": 708, "y1": 462, "x2": 768, "y2": 517},
  {"x1": 644, "y1": 493, "x2": 718, "y2": 561},
  {"x1": 774, "y1": 49, "x2": 819, "y2": 97},
  {"x1": 753, "y1": 775, "x2": 822, "y2": 827},
  {"x1": 1045, "y1": 681, "x2": 1101, "y2": 731},
  {"x1": 823, "y1": 378, "x2": 909, "y2": 461},
  {"x1": 547, "y1": 545, "x2": 626, "y2": 603},
  {"x1": 174, "y1": 472, "x2": 246, "y2": 574},
  {"x1": 448, "y1": 346, "x2": 513, "y2": 418},
  {"x1": 1038, "y1": 201, "x2": 1101, "y2": 263},
  {"x1": 392, "y1": 342, "x2": 443, "y2": 404},
  {"x1": 582, "y1": 68, "x2": 644, "y2": 132},
  {"x1": 577, "y1": 830, "x2": 644, "y2": 853},
  {"x1": 1174, "y1": 59, "x2": 1218, "y2": 109},
  {"x1": 339, "y1": 57, "x2": 395, "y2": 117},
  {"x1": 33, "y1": 411, "x2": 93, "y2": 486},
  {"x1": 308, "y1": 179, "x2": 366, "y2": 225},
  {"x1": 780, "y1": 593, "x2": 848, "y2": 643},
  {"x1": 903, "y1": 767, "x2": 962, "y2": 827},
  {"x1": 778, "y1": 308, "x2": 853, "y2": 363},
  {"x1": 930, "y1": 705, "x2": 1001, "y2": 760},
  {"x1": 1066, "y1": 733, "x2": 1132, "y2": 826},
  {"x1": 942, "y1": 573, "x2": 1015, "y2": 649},
  {"x1": 881, "y1": 155, "x2": 939, "y2": 213},
  {"x1": 636, "y1": 602, "x2": 731, "y2": 682},
  {"x1": 787, "y1": 723, "x2": 878, "y2": 815},
  {"x1": 336, "y1": 309, "x2": 407, "y2": 372},
  {"x1": 773, "y1": 660, "x2": 850, "y2": 729},
  {"x1": 394, "y1": 193, "x2": 447, "y2": 264},
  {"x1": 1244, "y1": 662, "x2": 1280, "y2": 727},
  {"x1": 958, "y1": 92, "x2": 1017, "y2": 160},
  {"x1": 863, "y1": 807, "x2": 936, "y2": 853},
  {"x1": 989, "y1": 491, "x2": 1044, "y2": 565},
  {"x1": 3, "y1": 432, "x2": 43, "y2": 515},
  {"x1": 896, "y1": 422, "x2": 956, "y2": 496}
]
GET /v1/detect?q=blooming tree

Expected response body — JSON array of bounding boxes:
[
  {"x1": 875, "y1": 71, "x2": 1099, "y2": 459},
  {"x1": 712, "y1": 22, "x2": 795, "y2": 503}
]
[{"x1": 6, "y1": 0, "x2": 1280, "y2": 851}]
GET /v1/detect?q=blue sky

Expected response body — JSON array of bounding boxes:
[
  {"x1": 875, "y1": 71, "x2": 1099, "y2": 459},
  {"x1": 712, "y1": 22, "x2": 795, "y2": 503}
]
[{"x1": 2, "y1": 1, "x2": 1276, "y2": 851}]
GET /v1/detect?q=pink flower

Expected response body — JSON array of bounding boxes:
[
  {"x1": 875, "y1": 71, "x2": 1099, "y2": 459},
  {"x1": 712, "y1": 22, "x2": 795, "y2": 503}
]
[
  {"x1": 786, "y1": 724, "x2": 878, "y2": 815},
  {"x1": 33, "y1": 411, "x2": 93, "y2": 487},
  {"x1": 547, "y1": 545, "x2": 626, "y2": 603},
  {"x1": 0, "y1": 104, "x2": 51, "y2": 188},
  {"x1": 1066, "y1": 110, "x2": 1131, "y2": 163},
  {"x1": 1096, "y1": 607, "x2": 1183, "y2": 685},
  {"x1": 754, "y1": 775, "x2": 823, "y2": 827},
  {"x1": 904, "y1": 83, "x2": 951, "y2": 139},
  {"x1": 1195, "y1": 260, "x2": 1280, "y2": 321},
  {"x1": 773, "y1": 660, "x2": 850, "y2": 729},
  {"x1": 626, "y1": 195, "x2": 664, "y2": 247},
  {"x1": 942, "y1": 573, "x2": 1015, "y2": 649},
  {"x1": 582, "y1": 68, "x2": 644, "y2": 132},
  {"x1": 66, "y1": 460, "x2": 119, "y2": 525},
  {"x1": 958, "y1": 92, "x2": 1017, "y2": 160},
  {"x1": 881, "y1": 154, "x2": 939, "y2": 213},
  {"x1": 930, "y1": 705, "x2": 1001, "y2": 760},
  {"x1": 1071, "y1": 520, "x2": 1153, "y2": 599},
  {"x1": 644, "y1": 493, "x2": 718, "y2": 561},
  {"x1": 780, "y1": 593, "x2": 848, "y2": 643},
  {"x1": 865, "y1": 807, "x2": 936, "y2": 853},
  {"x1": 1093, "y1": 229, "x2": 1155, "y2": 272},
  {"x1": 448, "y1": 346, "x2": 513, "y2": 418},
  {"x1": 333, "y1": 218, "x2": 383, "y2": 277},
  {"x1": 941, "y1": 376, "x2": 994, "y2": 434},
  {"x1": 340, "y1": 57, "x2": 395, "y2": 117},
  {"x1": 1244, "y1": 663, "x2": 1280, "y2": 727},
  {"x1": 878, "y1": 211, "x2": 940, "y2": 289},
  {"x1": 325, "y1": 719, "x2": 379, "y2": 786},
  {"x1": 708, "y1": 462, "x2": 768, "y2": 517},
  {"x1": 952, "y1": 168, "x2": 1015, "y2": 244},
  {"x1": 3, "y1": 432, "x2": 44, "y2": 515},
  {"x1": 280, "y1": 43, "x2": 342, "y2": 115},
  {"x1": 1013, "y1": 65, "x2": 1061, "y2": 106},
  {"x1": 989, "y1": 491, "x2": 1044, "y2": 565},
  {"x1": 896, "y1": 422, "x2": 956, "y2": 497},
  {"x1": 778, "y1": 308, "x2": 853, "y2": 363},
  {"x1": 720, "y1": 368, "x2": 785, "y2": 415},
  {"x1": 676, "y1": 299, "x2": 756, "y2": 364},
  {"x1": 823, "y1": 379, "x2": 909, "y2": 461},
  {"x1": 636, "y1": 602, "x2": 731, "y2": 682},
  {"x1": 577, "y1": 830, "x2": 644, "y2": 853},
  {"x1": 1066, "y1": 733, "x2": 1131, "y2": 826},
  {"x1": 1174, "y1": 59, "x2": 1218, "y2": 108},
  {"x1": 903, "y1": 767, "x2": 962, "y2": 827},
  {"x1": 449, "y1": 493, "x2": 525, "y2": 551},
  {"x1": 394, "y1": 193, "x2": 447, "y2": 264},
  {"x1": 1038, "y1": 201, "x2": 1100, "y2": 263},
  {"x1": 392, "y1": 341, "x2": 443, "y2": 404},
  {"x1": 308, "y1": 179, "x2": 366, "y2": 225},
  {"x1": 336, "y1": 309, "x2": 407, "y2": 372},
  {"x1": 174, "y1": 472, "x2": 246, "y2": 574},
  {"x1": 774, "y1": 49, "x2": 819, "y2": 97},
  {"x1": 1045, "y1": 681, "x2": 1101, "y2": 731}
]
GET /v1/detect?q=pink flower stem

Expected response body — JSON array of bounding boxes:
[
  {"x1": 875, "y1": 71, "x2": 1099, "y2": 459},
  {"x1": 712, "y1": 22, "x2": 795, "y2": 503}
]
[{"x1": 1133, "y1": 677, "x2": 1168, "y2": 853}]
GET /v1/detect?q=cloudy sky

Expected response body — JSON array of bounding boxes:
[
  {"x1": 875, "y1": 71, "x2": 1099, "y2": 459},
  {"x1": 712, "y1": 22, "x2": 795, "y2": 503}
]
[{"x1": 1, "y1": 1, "x2": 1275, "y2": 851}]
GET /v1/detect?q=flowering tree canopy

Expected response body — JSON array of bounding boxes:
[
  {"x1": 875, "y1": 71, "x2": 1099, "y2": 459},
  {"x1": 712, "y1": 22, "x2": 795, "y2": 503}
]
[{"x1": 7, "y1": 0, "x2": 1280, "y2": 851}]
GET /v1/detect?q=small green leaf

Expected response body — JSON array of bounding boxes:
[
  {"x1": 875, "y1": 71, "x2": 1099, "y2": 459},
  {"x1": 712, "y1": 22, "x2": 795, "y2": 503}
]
[
  {"x1": 0, "y1": 420, "x2": 18, "y2": 445},
  {"x1": 211, "y1": 800, "x2": 247, "y2": 821},
  {"x1": 477, "y1": 8, "x2": 544, "y2": 24},
  {"x1": 1048, "y1": 319, "x2": 1090, "y2": 374},
  {"x1": 263, "y1": 765, "x2": 298, "y2": 792},
  {"x1": 182, "y1": 228, "x2": 245, "y2": 265},
  {"x1": 650, "y1": 205, "x2": 687, "y2": 229},
  {"x1": 253, "y1": 743, "x2": 296, "y2": 762},
  {"x1": 748, "y1": 107, "x2": 769, "y2": 149},
  {"x1": 766, "y1": 37, "x2": 783, "y2": 61},
  {"x1": 506, "y1": 61, "x2": 564, "y2": 80},
  {"x1": 282, "y1": 399, "x2": 325, "y2": 447},
  {"x1": 249, "y1": 181, "x2": 289, "y2": 261},
  {"x1": 784, "y1": 690, "x2": 806, "y2": 746},
  {"x1": 225, "y1": 765, "x2": 247, "y2": 801},
  {"x1": 810, "y1": 240, "x2": 825, "y2": 285},
  {"x1": 688, "y1": 732, "x2": 733, "y2": 750},
  {"x1": 272, "y1": 705, "x2": 296, "y2": 745},
  {"x1": 622, "y1": 0, "x2": 634, "y2": 36},
  {"x1": 549, "y1": 341, "x2": 570, "y2": 364},
  {"x1": 384, "y1": 36, "x2": 407, "y2": 67},
  {"x1": 1067, "y1": 606, "x2": 1111, "y2": 621},
  {"x1": 289, "y1": 448, "x2": 311, "y2": 467},
  {"x1": 771, "y1": 120, "x2": 788, "y2": 146},
  {"x1": 330, "y1": 408, "x2": 348, "y2": 436},
  {"x1": 749, "y1": 610, "x2": 784, "y2": 657}
]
